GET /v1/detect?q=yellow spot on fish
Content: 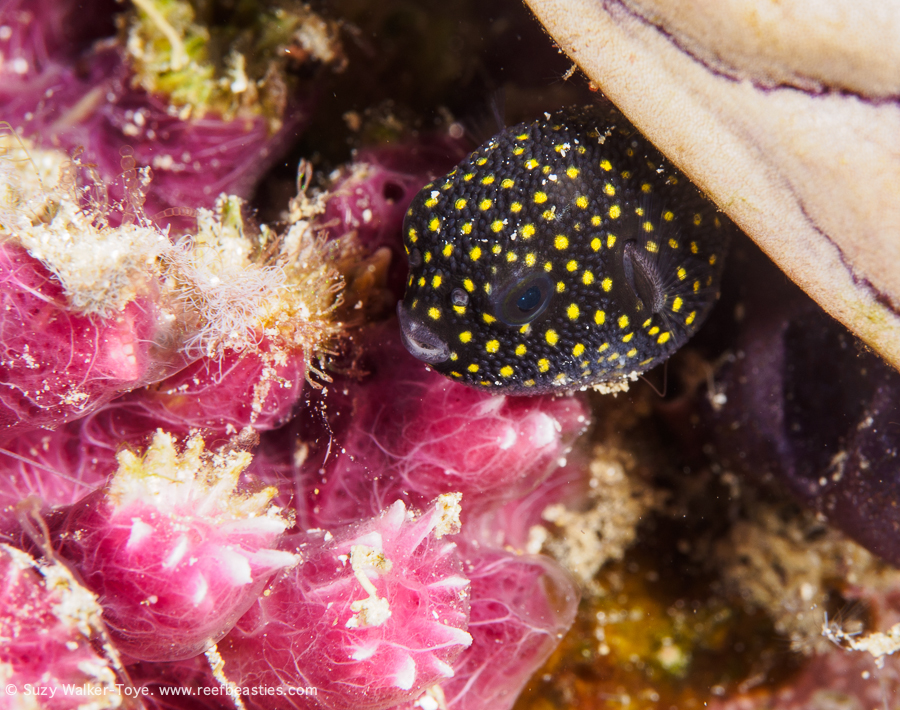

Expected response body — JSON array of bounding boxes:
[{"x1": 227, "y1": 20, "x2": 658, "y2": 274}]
[
  {"x1": 479, "y1": 198, "x2": 492, "y2": 210},
  {"x1": 535, "y1": 192, "x2": 548, "y2": 204},
  {"x1": 677, "y1": 267, "x2": 687, "y2": 280},
  {"x1": 443, "y1": 244, "x2": 453, "y2": 257},
  {"x1": 522, "y1": 224, "x2": 536, "y2": 238},
  {"x1": 525, "y1": 158, "x2": 539, "y2": 169},
  {"x1": 686, "y1": 311, "x2": 697, "y2": 325},
  {"x1": 453, "y1": 305, "x2": 465, "y2": 314},
  {"x1": 600, "y1": 159, "x2": 612, "y2": 171},
  {"x1": 709, "y1": 254, "x2": 717, "y2": 265},
  {"x1": 500, "y1": 365, "x2": 513, "y2": 377},
  {"x1": 482, "y1": 175, "x2": 495, "y2": 185},
  {"x1": 573, "y1": 343, "x2": 585, "y2": 357},
  {"x1": 491, "y1": 220, "x2": 504, "y2": 232},
  {"x1": 454, "y1": 198, "x2": 467, "y2": 210},
  {"x1": 668, "y1": 238, "x2": 679, "y2": 249},
  {"x1": 598, "y1": 342, "x2": 609, "y2": 352},
  {"x1": 546, "y1": 329, "x2": 559, "y2": 345},
  {"x1": 693, "y1": 213, "x2": 702, "y2": 226},
  {"x1": 576, "y1": 195, "x2": 588, "y2": 209},
  {"x1": 486, "y1": 340, "x2": 499, "y2": 353},
  {"x1": 609, "y1": 205, "x2": 621, "y2": 219},
  {"x1": 538, "y1": 358, "x2": 550, "y2": 372},
  {"x1": 476, "y1": 157, "x2": 487, "y2": 165},
  {"x1": 468, "y1": 363, "x2": 479, "y2": 372},
  {"x1": 428, "y1": 307, "x2": 440, "y2": 320},
  {"x1": 591, "y1": 215, "x2": 602, "y2": 226},
  {"x1": 418, "y1": 277, "x2": 425, "y2": 286},
  {"x1": 556, "y1": 282, "x2": 566, "y2": 293},
  {"x1": 483, "y1": 313, "x2": 496, "y2": 324},
  {"x1": 461, "y1": 222, "x2": 473, "y2": 234},
  {"x1": 525, "y1": 253, "x2": 536, "y2": 266},
  {"x1": 515, "y1": 344, "x2": 527, "y2": 356},
  {"x1": 618, "y1": 315, "x2": 629, "y2": 328},
  {"x1": 424, "y1": 252, "x2": 432, "y2": 262},
  {"x1": 622, "y1": 333, "x2": 633, "y2": 342},
  {"x1": 566, "y1": 260, "x2": 577, "y2": 271},
  {"x1": 555, "y1": 235, "x2": 569, "y2": 249},
  {"x1": 649, "y1": 326, "x2": 660, "y2": 335},
  {"x1": 464, "y1": 173, "x2": 474, "y2": 181},
  {"x1": 602, "y1": 277, "x2": 613, "y2": 292},
  {"x1": 672, "y1": 296, "x2": 683, "y2": 312},
  {"x1": 511, "y1": 202, "x2": 522, "y2": 213},
  {"x1": 645, "y1": 240, "x2": 658, "y2": 252},
  {"x1": 591, "y1": 238, "x2": 601, "y2": 251},
  {"x1": 542, "y1": 210, "x2": 555, "y2": 220},
  {"x1": 641, "y1": 183, "x2": 652, "y2": 193},
  {"x1": 506, "y1": 252, "x2": 517, "y2": 262},
  {"x1": 408, "y1": 227, "x2": 418, "y2": 243},
  {"x1": 501, "y1": 178, "x2": 514, "y2": 188},
  {"x1": 432, "y1": 275, "x2": 442, "y2": 288},
  {"x1": 691, "y1": 241, "x2": 699, "y2": 254},
  {"x1": 595, "y1": 310, "x2": 605, "y2": 325},
  {"x1": 583, "y1": 271, "x2": 594, "y2": 285},
  {"x1": 567, "y1": 304, "x2": 580, "y2": 320},
  {"x1": 643, "y1": 222, "x2": 655, "y2": 233},
  {"x1": 567, "y1": 166, "x2": 580, "y2": 179},
  {"x1": 627, "y1": 348, "x2": 637, "y2": 357},
  {"x1": 658, "y1": 332, "x2": 671, "y2": 344},
  {"x1": 604, "y1": 183, "x2": 615, "y2": 196},
  {"x1": 463, "y1": 279, "x2": 474, "y2": 292},
  {"x1": 663, "y1": 210, "x2": 674, "y2": 222},
  {"x1": 513, "y1": 146, "x2": 525, "y2": 155},
  {"x1": 425, "y1": 196, "x2": 438, "y2": 208},
  {"x1": 470, "y1": 246, "x2": 482, "y2": 260}
]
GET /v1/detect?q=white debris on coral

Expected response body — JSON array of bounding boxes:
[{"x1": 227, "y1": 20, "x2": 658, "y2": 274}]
[
  {"x1": 346, "y1": 544, "x2": 393, "y2": 629},
  {"x1": 0, "y1": 132, "x2": 170, "y2": 315},
  {"x1": 108, "y1": 430, "x2": 292, "y2": 531},
  {"x1": 433, "y1": 493, "x2": 462, "y2": 539},
  {"x1": 824, "y1": 620, "x2": 900, "y2": 669},
  {"x1": 534, "y1": 446, "x2": 658, "y2": 588}
]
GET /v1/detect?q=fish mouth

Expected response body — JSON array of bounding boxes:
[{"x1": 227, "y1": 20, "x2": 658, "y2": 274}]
[{"x1": 397, "y1": 301, "x2": 450, "y2": 364}]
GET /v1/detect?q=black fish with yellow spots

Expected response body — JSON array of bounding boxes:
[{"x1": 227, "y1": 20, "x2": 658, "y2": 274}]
[{"x1": 397, "y1": 106, "x2": 731, "y2": 395}]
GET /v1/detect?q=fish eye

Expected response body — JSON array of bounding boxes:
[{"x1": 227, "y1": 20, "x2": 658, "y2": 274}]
[{"x1": 494, "y1": 272, "x2": 554, "y2": 326}]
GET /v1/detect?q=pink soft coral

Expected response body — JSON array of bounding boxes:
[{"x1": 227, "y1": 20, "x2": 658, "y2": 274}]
[
  {"x1": 220, "y1": 496, "x2": 472, "y2": 710},
  {"x1": 56, "y1": 431, "x2": 298, "y2": 662}
]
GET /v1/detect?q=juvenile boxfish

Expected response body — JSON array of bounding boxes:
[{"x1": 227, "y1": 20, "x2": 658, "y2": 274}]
[{"x1": 398, "y1": 106, "x2": 731, "y2": 395}]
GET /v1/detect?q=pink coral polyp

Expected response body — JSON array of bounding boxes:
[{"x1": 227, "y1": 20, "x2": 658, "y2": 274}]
[
  {"x1": 298, "y1": 325, "x2": 590, "y2": 529},
  {"x1": 57, "y1": 432, "x2": 298, "y2": 662},
  {"x1": 221, "y1": 497, "x2": 472, "y2": 710},
  {"x1": 0, "y1": 242, "x2": 165, "y2": 433}
]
